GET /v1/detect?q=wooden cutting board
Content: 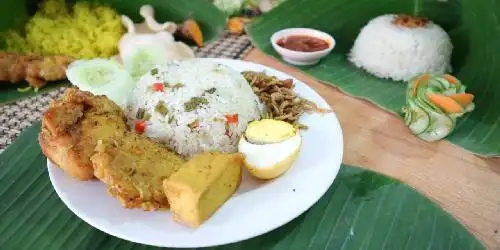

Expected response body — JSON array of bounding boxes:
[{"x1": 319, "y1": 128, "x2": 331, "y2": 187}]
[{"x1": 244, "y1": 49, "x2": 500, "y2": 249}]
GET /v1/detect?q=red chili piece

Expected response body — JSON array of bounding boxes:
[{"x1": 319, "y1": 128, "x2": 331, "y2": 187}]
[
  {"x1": 152, "y1": 83, "x2": 164, "y2": 92},
  {"x1": 135, "y1": 120, "x2": 146, "y2": 134}
]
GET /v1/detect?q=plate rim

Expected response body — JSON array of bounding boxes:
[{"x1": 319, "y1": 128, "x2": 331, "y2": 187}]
[{"x1": 47, "y1": 58, "x2": 344, "y2": 248}]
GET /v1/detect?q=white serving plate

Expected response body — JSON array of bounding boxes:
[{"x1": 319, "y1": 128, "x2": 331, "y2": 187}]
[{"x1": 47, "y1": 58, "x2": 344, "y2": 248}]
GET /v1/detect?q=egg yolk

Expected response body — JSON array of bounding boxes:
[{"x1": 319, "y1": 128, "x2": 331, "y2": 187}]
[{"x1": 245, "y1": 119, "x2": 296, "y2": 144}]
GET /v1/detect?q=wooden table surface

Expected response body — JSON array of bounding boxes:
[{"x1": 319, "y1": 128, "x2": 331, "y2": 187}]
[{"x1": 244, "y1": 49, "x2": 500, "y2": 250}]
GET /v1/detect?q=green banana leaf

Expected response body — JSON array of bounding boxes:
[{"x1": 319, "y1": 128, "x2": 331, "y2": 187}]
[
  {"x1": 0, "y1": 0, "x2": 227, "y2": 104},
  {"x1": 0, "y1": 122, "x2": 484, "y2": 249},
  {"x1": 247, "y1": 0, "x2": 500, "y2": 156}
]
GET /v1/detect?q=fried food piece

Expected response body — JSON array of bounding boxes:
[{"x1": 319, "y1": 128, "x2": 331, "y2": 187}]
[
  {"x1": 163, "y1": 152, "x2": 243, "y2": 227},
  {"x1": 39, "y1": 88, "x2": 127, "y2": 180},
  {"x1": 242, "y1": 71, "x2": 331, "y2": 128},
  {"x1": 176, "y1": 19, "x2": 204, "y2": 47},
  {"x1": 227, "y1": 17, "x2": 251, "y2": 35},
  {"x1": 0, "y1": 51, "x2": 74, "y2": 88},
  {"x1": 91, "y1": 133, "x2": 185, "y2": 211},
  {"x1": 40, "y1": 88, "x2": 187, "y2": 210}
]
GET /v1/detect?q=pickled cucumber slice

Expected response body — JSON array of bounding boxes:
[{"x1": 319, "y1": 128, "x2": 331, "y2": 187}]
[
  {"x1": 402, "y1": 73, "x2": 473, "y2": 142},
  {"x1": 418, "y1": 111, "x2": 455, "y2": 142}
]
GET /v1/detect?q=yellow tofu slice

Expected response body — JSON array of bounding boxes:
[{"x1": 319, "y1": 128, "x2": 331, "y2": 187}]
[{"x1": 163, "y1": 152, "x2": 243, "y2": 227}]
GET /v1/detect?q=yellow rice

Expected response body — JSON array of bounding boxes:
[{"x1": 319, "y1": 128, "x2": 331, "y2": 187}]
[{"x1": 2, "y1": 0, "x2": 124, "y2": 58}]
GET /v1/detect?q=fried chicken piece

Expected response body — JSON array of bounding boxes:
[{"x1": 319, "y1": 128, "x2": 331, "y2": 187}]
[
  {"x1": 0, "y1": 51, "x2": 74, "y2": 88},
  {"x1": 91, "y1": 134, "x2": 185, "y2": 211},
  {"x1": 40, "y1": 88, "x2": 186, "y2": 210},
  {"x1": 39, "y1": 88, "x2": 127, "y2": 180}
]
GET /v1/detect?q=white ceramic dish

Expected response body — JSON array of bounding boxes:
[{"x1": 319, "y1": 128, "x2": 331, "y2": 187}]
[
  {"x1": 47, "y1": 58, "x2": 344, "y2": 248},
  {"x1": 270, "y1": 28, "x2": 335, "y2": 66}
]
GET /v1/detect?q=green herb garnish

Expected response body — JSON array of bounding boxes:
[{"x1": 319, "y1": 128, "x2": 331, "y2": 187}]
[
  {"x1": 151, "y1": 68, "x2": 159, "y2": 75},
  {"x1": 136, "y1": 108, "x2": 145, "y2": 119},
  {"x1": 155, "y1": 101, "x2": 169, "y2": 115},
  {"x1": 136, "y1": 108, "x2": 151, "y2": 120},
  {"x1": 205, "y1": 87, "x2": 216, "y2": 94},
  {"x1": 212, "y1": 117, "x2": 225, "y2": 122},
  {"x1": 168, "y1": 115, "x2": 176, "y2": 124},
  {"x1": 184, "y1": 97, "x2": 209, "y2": 112},
  {"x1": 172, "y1": 83, "x2": 185, "y2": 89}
]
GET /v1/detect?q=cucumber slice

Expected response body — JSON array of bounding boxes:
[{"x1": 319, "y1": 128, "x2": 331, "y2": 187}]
[
  {"x1": 414, "y1": 90, "x2": 440, "y2": 113},
  {"x1": 403, "y1": 73, "x2": 473, "y2": 142},
  {"x1": 433, "y1": 77, "x2": 449, "y2": 89},
  {"x1": 407, "y1": 101, "x2": 431, "y2": 135},
  {"x1": 66, "y1": 58, "x2": 135, "y2": 108},
  {"x1": 441, "y1": 89, "x2": 457, "y2": 96},
  {"x1": 418, "y1": 111, "x2": 455, "y2": 142},
  {"x1": 402, "y1": 106, "x2": 412, "y2": 125},
  {"x1": 121, "y1": 39, "x2": 168, "y2": 80}
]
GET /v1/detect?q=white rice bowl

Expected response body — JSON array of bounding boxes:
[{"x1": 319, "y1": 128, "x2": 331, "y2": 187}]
[
  {"x1": 348, "y1": 14, "x2": 453, "y2": 82},
  {"x1": 127, "y1": 59, "x2": 264, "y2": 157}
]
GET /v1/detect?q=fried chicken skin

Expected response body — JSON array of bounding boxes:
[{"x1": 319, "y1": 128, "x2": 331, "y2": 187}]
[
  {"x1": 0, "y1": 52, "x2": 74, "y2": 88},
  {"x1": 39, "y1": 88, "x2": 127, "y2": 180}
]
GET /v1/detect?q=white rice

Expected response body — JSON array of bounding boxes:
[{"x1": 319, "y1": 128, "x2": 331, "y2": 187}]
[
  {"x1": 126, "y1": 59, "x2": 264, "y2": 157},
  {"x1": 348, "y1": 14, "x2": 453, "y2": 82}
]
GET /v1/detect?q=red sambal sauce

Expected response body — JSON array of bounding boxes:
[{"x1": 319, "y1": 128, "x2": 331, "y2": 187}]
[{"x1": 276, "y1": 35, "x2": 330, "y2": 52}]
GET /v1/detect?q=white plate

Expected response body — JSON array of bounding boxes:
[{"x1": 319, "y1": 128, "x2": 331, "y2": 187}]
[{"x1": 47, "y1": 59, "x2": 344, "y2": 248}]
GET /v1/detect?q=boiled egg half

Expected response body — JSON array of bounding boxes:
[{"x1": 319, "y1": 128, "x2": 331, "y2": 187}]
[{"x1": 238, "y1": 119, "x2": 302, "y2": 179}]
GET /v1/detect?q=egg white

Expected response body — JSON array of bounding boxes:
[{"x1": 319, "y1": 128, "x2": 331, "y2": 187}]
[{"x1": 238, "y1": 133, "x2": 301, "y2": 168}]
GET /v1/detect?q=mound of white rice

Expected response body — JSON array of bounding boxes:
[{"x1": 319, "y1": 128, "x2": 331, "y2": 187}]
[
  {"x1": 127, "y1": 59, "x2": 264, "y2": 157},
  {"x1": 348, "y1": 14, "x2": 453, "y2": 82}
]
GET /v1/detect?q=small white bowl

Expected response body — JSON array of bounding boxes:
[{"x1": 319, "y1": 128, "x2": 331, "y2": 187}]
[{"x1": 270, "y1": 28, "x2": 335, "y2": 66}]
